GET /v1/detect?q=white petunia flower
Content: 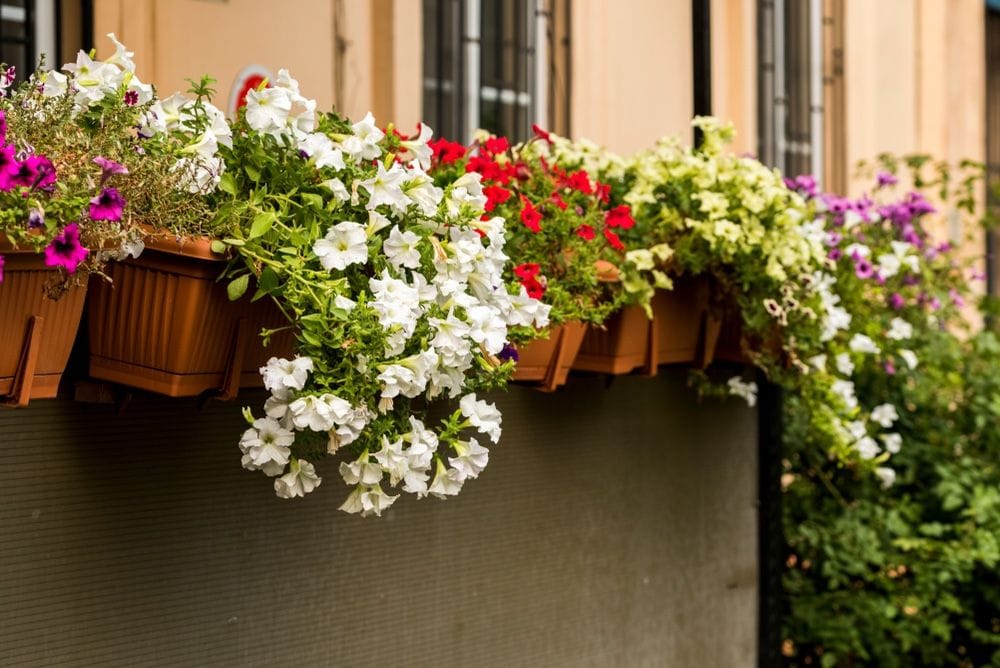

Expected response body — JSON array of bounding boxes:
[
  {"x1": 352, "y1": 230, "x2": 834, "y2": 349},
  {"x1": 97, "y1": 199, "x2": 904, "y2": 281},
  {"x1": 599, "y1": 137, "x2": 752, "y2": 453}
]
[
  {"x1": 288, "y1": 393, "x2": 353, "y2": 432},
  {"x1": 459, "y1": 393, "x2": 503, "y2": 443},
  {"x1": 239, "y1": 417, "x2": 294, "y2": 477},
  {"x1": 261, "y1": 356, "x2": 313, "y2": 393},
  {"x1": 835, "y1": 352, "x2": 855, "y2": 376},
  {"x1": 338, "y1": 483, "x2": 399, "y2": 517},
  {"x1": 854, "y1": 436, "x2": 880, "y2": 460},
  {"x1": 448, "y1": 438, "x2": 490, "y2": 480},
  {"x1": 384, "y1": 225, "x2": 423, "y2": 269},
  {"x1": 245, "y1": 86, "x2": 292, "y2": 136},
  {"x1": 428, "y1": 459, "x2": 465, "y2": 498},
  {"x1": 298, "y1": 132, "x2": 345, "y2": 170},
  {"x1": 831, "y1": 378, "x2": 858, "y2": 411},
  {"x1": 359, "y1": 161, "x2": 411, "y2": 211},
  {"x1": 808, "y1": 354, "x2": 827, "y2": 372},
  {"x1": 870, "y1": 403, "x2": 899, "y2": 428},
  {"x1": 887, "y1": 317, "x2": 913, "y2": 341},
  {"x1": 849, "y1": 333, "x2": 880, "y2": 355},
  {"x1": 397, "y1": 123, "x2": 434, "y2": 169},
  {"x1": 874, "y1": 466, "x2": 896, "y2": 488},
  {"x1": 727, "y1": 376, "x2": 758, "y2": 408},
  {"x1": 881, "y1": 432, "x2": 903, "y2": 454},
  {"x1": 274, "y1": 458, "x2": 322, "y2": 498},
  {"x1": 314, "y1": 221, "x2": 368, "y2": 271},
  {"x1": 341, "y1": 111, "x2": 385, "y2": 160},
  {"x1": 898, "y1": 349, "x2": 918, "y2": 370},
  {"x1": 339, "y1": 452, "x2": 384, "y2": 486}
]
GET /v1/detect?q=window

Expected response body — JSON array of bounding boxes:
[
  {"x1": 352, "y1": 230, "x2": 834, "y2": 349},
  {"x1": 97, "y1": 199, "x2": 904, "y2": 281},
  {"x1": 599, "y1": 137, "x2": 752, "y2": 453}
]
[
  {"x1": 0, "y1": 0, "x2": 59, "y2": 77},
  {"x1": 423, "y1": 0, "x2": 558, "y2": 143},
  {"x1": 758, "y1": 0, "x2": 836, "y2": 183}
]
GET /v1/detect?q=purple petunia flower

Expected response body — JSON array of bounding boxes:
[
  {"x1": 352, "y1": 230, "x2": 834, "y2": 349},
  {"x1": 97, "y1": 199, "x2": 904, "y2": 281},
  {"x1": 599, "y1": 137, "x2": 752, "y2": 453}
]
[
  {"x1": 876, "y1": 171, "x2": 898, "y2": 188},
  {"x1": 89, "y1": 187, "x2": 126, "y2": 222},
  {"x1": 43, "y1": 223, "x2": 89, "y2": 273},
  {"x1": 828, "y1": 248, "x2": 842, "y2": 261},
  {"x1": 854, "y1": 258, "x2": 874, "y2": 279},
  {"x1": 0, "y1": 254, "x2": 4, "y2": 283},
  {"x1": 890, "y1": 293, "x2": 906, "y2": 310},
  {"x1": 124, "y1": 89, "x2": 139, "y2": 106},
  {"x1": 498, "y1": 343, "x2": 520, "y2": 363},
  {"x1": 27, "y1": 208, "x2": 44, "y2": 229},
  {"x1": 884, "y1": 360, "x2": 896, "y2": 375},
  {"x1": 950, "y1": 288, "x2": 965, "y2": 308}
]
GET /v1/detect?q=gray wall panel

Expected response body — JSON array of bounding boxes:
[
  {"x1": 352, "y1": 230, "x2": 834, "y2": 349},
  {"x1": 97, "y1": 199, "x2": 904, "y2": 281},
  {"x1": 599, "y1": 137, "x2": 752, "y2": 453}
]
[{"x1": 0, "y1": 370, "x2": 757, "y2": 667}]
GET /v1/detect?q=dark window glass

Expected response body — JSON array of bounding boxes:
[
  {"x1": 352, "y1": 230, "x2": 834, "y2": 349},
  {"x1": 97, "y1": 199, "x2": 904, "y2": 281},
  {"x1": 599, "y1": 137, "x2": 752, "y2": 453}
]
[
  {"x1": 479, "y1": 0, "x2": 532, "y2": 141},
  {"x1": 0, "y1": 0, "x2": 33, "y2": 79},
  {"x1": 985, "y1": 9, "x2": 1000, "y2": 295},
  {"x1": 422, "y1": 0, "x2": 464, "y2": 141}
]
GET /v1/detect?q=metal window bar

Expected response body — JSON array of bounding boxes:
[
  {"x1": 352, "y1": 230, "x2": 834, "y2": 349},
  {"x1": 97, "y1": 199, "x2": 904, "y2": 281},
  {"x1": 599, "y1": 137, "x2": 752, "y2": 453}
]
[{"x1": 758, "y1": 0, "x2": 824, "y2": 182}]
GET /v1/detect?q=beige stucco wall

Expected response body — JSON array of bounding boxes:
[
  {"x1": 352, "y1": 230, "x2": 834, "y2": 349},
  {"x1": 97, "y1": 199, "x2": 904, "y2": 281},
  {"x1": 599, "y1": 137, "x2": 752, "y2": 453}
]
[
  {"x1": 712, "y1": 0, "x2": 758, "y2": 155},
  {"x1": 91, "y1": 0, "x2": 421, "y2": 127},
  {"x1": 569, "y1": 0, "x2": 694, "y2": 155}
]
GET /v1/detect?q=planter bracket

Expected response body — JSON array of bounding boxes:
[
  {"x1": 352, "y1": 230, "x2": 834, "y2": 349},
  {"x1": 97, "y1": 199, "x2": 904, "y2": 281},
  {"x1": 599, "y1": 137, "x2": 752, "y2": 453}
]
[{"x1": 4, "y1": 315, "x2": 43, "y2": 408}]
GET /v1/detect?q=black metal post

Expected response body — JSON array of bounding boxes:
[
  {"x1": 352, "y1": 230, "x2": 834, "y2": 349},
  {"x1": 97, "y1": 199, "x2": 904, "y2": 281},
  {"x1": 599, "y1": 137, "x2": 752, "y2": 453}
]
[
  {"x1": 757, "y1": 375, "x2": 784, "y2": 668},
  {"x1": 692, "y1": 0, "x2": 712, "y2": 146}
]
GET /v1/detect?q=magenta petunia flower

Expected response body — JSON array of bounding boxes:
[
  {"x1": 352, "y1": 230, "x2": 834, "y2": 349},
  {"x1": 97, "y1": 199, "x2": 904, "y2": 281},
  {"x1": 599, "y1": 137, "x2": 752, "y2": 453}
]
[
  {"x1": 0, "y1": 143, "x2": 18, "y2": 190},
  {"x1": 89, "y1": 187, "x2": 126, "y2": 221},
  {"x1": 854, "y1": 258, "x2": 874, "y2": 279},
  {"x1": 11, "y1": 155, "x2": 56, "y2": 190},
  {"x1": 43, "y1": 223, "x2": 89, "y2": 273},
  {"x1": 93, "y1": 156, "x2": 128, "y2": 185},
  {"x1": 876, "y1": 171, "x2": 898, "y2": 188},
  {"x1": 890, "y1": 293, "x2": 906, "y2": 310},
  {"x1": 124, "y1": 89, "x2": 139, "y2": 106},
  {"x1": 0, "y1": 254, "x2": 4, "y2": 283}
]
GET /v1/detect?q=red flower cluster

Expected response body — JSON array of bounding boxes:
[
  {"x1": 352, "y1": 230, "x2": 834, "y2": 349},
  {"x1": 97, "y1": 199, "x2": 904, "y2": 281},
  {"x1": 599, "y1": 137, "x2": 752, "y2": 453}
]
[
  {"x1": 429, "y1": 138, "x2": 467, "y2": 165},
  {"x1": 514, "y1": 262, "x2": 546, "y2": 299},
  {"x1": 605, "y1": 205, "x2": 635, "y2": 229}
]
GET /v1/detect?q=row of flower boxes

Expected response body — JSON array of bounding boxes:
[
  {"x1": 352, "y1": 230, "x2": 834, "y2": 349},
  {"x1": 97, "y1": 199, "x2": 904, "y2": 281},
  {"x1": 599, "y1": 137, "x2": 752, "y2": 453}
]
[{"x1": 1, "y1": 239, "x2": 742, "y2": 406}]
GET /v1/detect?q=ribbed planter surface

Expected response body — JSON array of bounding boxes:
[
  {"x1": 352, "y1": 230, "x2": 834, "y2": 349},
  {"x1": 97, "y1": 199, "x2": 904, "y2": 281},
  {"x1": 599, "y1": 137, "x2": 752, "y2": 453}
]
[
  {"x1": 572, "y1": 277, "x2": 714, "y2": 375},
  {"x1": 0, "y1": 251, "x2": 86, "y2": 405},
  {"x1": 87, "y1": 235, "x2": 293, "y2": 397},
  {"x1": 512, "y1": 321, "x2": 587, "y2": 391}
]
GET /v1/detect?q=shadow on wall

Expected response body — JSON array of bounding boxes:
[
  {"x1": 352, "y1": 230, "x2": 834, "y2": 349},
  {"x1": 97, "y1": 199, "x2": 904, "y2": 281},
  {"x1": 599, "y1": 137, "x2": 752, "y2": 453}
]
[{"x1": 0, "y1": 369, "x2": 757, "y2": 667}]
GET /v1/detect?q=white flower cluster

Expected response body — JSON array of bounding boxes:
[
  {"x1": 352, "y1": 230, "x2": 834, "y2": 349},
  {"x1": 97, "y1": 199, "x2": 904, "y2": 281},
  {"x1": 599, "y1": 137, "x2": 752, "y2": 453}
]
[
  {"x1": 141, "y1": 92, "x2": 232, "y2": 193},
  {"x1": 38, "y1": 33, "x2": 153, "y2": 109},
  {"x1": 234, "y1": 99, "x2": 550, "y2": 515}
]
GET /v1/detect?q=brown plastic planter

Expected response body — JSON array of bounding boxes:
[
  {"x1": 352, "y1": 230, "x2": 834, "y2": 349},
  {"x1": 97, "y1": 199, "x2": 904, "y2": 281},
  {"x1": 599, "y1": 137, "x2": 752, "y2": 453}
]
[
  {"x1": 0, "y1": 246, "x2": 87, "y2": 406},
  {"x1": 572, "y1": 276, "x2": 721, "y2": 375},
  {"x1": 512, "y1": 321, "x2": 587, "y2": 391},
  {"x1": 87, "y1": 234, "x2": 293, "y2": 398}
]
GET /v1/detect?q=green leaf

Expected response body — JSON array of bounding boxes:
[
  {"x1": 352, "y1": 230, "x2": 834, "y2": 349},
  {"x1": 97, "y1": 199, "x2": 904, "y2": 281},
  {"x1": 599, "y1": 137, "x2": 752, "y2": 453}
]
[
  {"x1": 249, "y1": 211, "x2": 277, "y2": 239},
  {"x1": 258, "y1": 266, "x2": 279, "y2": 292},
  {"x1": 210, "y1": 239, "x2": 227, "y2": 254},
  {"x1": 301, "y1": 192, "x2": 324, "y2": 210},
  {"x1": 218, "y1": 173, "x2": 237, "y2": 196},
  {"x1": 227, "y1": 274, "x2": 250, "y2": 301},
  {"x1": 222, "y1": 237, "x2": 245, "y2": 247}
]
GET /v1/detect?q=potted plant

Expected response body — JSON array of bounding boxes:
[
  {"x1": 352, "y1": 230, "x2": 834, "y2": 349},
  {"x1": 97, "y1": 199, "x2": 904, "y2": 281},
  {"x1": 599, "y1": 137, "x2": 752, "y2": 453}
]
[
  {"x1": 0, "y1": 36, "x2": 176, "y2": 405},
  {"x1": 429, "y1": 127, "x2": 629, "y2": 389},
  {"x1": 82, "y1": 73, "x2": 293, "y2": 398},
  {"x1": 209, "y1": 72, "x2": 550, "y2": 514}
]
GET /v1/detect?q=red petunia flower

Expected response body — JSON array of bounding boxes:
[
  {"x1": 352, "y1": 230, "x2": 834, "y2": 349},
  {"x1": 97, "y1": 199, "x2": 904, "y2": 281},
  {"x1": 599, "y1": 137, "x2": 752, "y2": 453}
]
[
  {"x1": 565, "y1": 169, "x2": 593, "y2": 195},
  {"x1": 429, "y1": 138, "x2": 467, "y2": 164},
  {"x1": 576, "y1": 224, "x2": 595, "y2": 241},
  {"x1": 603, "y1": 228, "x2": 625, "y2": 251},
  {"x1": 550, "y1": 193, "x2": 568, "y2": 210},
  {"x1": 532, "y1": 123, "x2": 552, "y2": 143},
  {"x1": 482, "y1": 136, "x2": 510, "y2": 155},
  {"x1": 520, "y1": 197, "x2": 542, "y2": 233},
  {"x1": 595, "y1": 182, "x2": 611, "y2": 203},
  {"x1": 514, "y1": 263, "x2": 541, "y2": 280},
  {"x1": 466, "y1": 154, "x2": 508, "y2": 183},
  {"x1": 484, "y1": 185, "x2": 512, "y2": 212},
  {"x1": 605, "y1": 204, "x2": 635, "y2": 229}
]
